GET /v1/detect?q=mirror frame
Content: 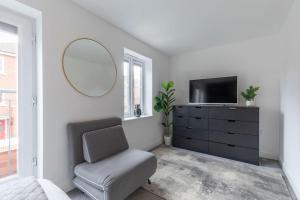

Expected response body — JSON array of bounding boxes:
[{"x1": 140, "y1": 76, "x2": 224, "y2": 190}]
[{"x1": 62, "y1": 38, "x2": 117, "y2": 97}]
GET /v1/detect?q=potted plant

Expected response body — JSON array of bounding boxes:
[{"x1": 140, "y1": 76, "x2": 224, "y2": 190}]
[
  {"x1": 241, "y1": 85, "x2": 260, "y2": 106},
  {"x1": 154, "y1": 81, "x2": 175, "y2": 146}
]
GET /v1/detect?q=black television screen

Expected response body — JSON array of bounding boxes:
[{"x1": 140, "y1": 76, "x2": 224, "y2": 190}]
[{"x1": 189, "y1": 76, "x2": 237, "y2": 104}]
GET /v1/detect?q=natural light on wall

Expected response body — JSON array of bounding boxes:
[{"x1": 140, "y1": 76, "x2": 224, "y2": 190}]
[{"x1": 124, "y1": 48, "x2": 152, "y2": 120}]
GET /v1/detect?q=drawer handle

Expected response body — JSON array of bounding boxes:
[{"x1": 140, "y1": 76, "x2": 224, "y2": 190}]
[
  {"x1": 194, "y1": 117, "x2": 202, "y2": 120},
  {"x1": 177, "y1": 116, "x2": 183, "y2": 118},
  {"x1": 186, "y1": 127, "x2": 193, "y2": 130},
  {"x1": 228, "y1": 120, "x2": 236, "y2": 123},
  {"x1": 227, "y1": 144, "x2": 236, "y2": 147},
  {"x1": 227, "y1": 132, "x2": 235, "y2": 135},
  {"x1": 186, "y1": 137, "x2": 192, "y2": 140},
  {"x1": 228, "y1": 107, "x2": 237, "y2": 110},
  {"x1": 178, "y1": 106, "x2": 183, "y2": 108},
  {"x1": 195, "y1": 106, "x2": 202, "y2": 109}
]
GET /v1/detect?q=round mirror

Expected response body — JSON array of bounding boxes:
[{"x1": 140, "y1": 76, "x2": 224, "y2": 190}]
[{"x1": 62, "y1": 38, "x2": 117, "y2": 97}]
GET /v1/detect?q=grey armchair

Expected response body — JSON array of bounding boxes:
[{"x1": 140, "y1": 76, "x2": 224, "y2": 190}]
[{"x1": 67, "y1": 117, "x2": 157, "y2": 200}]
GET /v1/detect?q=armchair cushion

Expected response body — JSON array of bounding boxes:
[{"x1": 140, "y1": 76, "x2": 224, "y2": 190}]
[
  {"x1": 74, "y1": 149, "x2": 157, "y2": 193},
  {"x1": 73, "y1": 177, "x2": 104, "y2": 200},
  {"x1": 82, "y1": 125, "x2": 129, "y2": 163}
]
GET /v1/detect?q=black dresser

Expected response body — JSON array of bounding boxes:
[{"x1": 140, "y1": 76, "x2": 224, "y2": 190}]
[{"x1": 173, "y1": 105, "x2": 259, "y2": 165}]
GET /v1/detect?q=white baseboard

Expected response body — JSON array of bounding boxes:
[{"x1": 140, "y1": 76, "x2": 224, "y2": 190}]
[
  {"x1": 282, "y1": 163, "x2": 300, "y2": 199},
  {"x1": 260, "y1": 151, "x2": 278, "y2": 160},
  {"x1": 143, "y1": 140, "x2": 163, "y2": 151},
  {"x1": 61, "y1": 181, "x2": 75, "y2": 193}
]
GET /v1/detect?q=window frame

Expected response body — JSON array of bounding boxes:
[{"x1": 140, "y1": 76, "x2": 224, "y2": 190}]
[
  {"x1": 123, "y1": 58, "x2": 131, "y2": 117},
  {"x1": 124, "y1": 54, "x2": 145, "y2": 118},
  {"x1": 0, "y1": 93, "x2": 5, "y2": 105}
]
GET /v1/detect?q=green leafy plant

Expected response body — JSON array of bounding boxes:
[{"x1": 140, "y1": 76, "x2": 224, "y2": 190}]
[
  {"x1": 154, "y1": 81, "x2": 175, "y2": 137},
  {"x1": 241, "y1": 86, "x2": 260, "y2": 101}
]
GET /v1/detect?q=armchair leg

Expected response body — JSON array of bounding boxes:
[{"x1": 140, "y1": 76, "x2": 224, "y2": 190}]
[{"x1": 148, "y1": 179, "x2": 151, "y2": 184}]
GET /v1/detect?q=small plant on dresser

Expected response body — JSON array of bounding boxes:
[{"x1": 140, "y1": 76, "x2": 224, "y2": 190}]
[
  {"x1": 241, "y1": 85, "x2": 260, "y2": 106},
  {"x1": 154, "y1": 81, "x2": 175, "y2": 146}
]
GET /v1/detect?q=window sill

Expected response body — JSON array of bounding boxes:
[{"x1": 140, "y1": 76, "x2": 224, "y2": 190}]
[{"x1": 123, "y1": 115, "x2": 153, "y2": 122}]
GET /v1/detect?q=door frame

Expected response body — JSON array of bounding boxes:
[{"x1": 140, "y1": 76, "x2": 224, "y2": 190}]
[{"x1": 0, "y1": 6, "x2": 37, "y2": 178}]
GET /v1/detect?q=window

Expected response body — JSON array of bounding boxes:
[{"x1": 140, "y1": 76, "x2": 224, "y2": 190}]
[
  {"x1": 124, "y1": 54, "x2": 145, "y2": 118},
  {"x1": 0, "y1": 93, "x2": 4, "y2": 104},
  {"x1": 0, "y1": 57, "x2": 4, "y2": 73}
]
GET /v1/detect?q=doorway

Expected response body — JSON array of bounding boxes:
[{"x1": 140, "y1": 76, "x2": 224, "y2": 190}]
[
  {"x1": 0, "y1": 23, "x2": 17, "y2": 178},
  {"x1": 0, "y1": 8, "x2": 37, "y2": 179}
]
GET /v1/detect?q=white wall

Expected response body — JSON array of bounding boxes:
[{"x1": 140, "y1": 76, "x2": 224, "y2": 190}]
[
  {"x1": 169, "y1": 3, "x2": 299, "y2": 195},
  {"x1": 14, "y1": 0, "x2": 169, "y2": 191},
  {"x1": 170, "y1": 35, "x2": 284, "y2": 159},
  {"x1": 7, "y1": 0, "x2": 299, "y2": 197},
  {"x1": 279, "y1": 0, "x2": 300, "y2": 198}
]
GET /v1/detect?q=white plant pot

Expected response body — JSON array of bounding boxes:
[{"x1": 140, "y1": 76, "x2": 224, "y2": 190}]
[
  {"x1": 246, "y1": 100, "x2": 255, "y2": 107},
  {"x1": 164, "y1": 136, "x2": 172, "y2": 146}
]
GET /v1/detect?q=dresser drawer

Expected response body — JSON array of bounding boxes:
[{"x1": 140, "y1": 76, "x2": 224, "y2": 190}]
[
  {"x1": 173, "y1": 136, "x2": 208, "y2": 153},
  {"x1": 209, "y1": 107, "x2": 259, "y2": 122},
  {"x1": 173, "y1": 115, "x2": 187, "y2": 127},
  {"x1": 210, "y1": 119, "x2": 259, "y2": 135},
  {"x1": 209, "y1": 142, "x2": 259, "y2": 165},
  {"x1": 189, "y1": 106, "x2": 209, "y2": 118},
  {"x1": 174, "y1": 127, "x2": 208, "y2": 140},
  {"x1": 188, "y1": 117, "x2": 209, "y2": 129},
  {"x1": 209, "y1": 131, "x2": 259, "y2": 149},
  {"x1": 173, "y1": 106, "x2": 188, "y2": 115}
]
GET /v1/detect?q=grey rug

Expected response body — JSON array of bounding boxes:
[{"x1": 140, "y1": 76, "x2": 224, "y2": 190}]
[
  {"x1": 69, "y1": 188, "x2": 164, "y2": 200},
  {"x1": 143, "y1": 147, "x2": 291, "y2": 200}
]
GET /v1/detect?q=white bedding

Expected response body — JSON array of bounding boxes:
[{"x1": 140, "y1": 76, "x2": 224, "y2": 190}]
[{"x1": 38, "y1": 179, "x2": 71, "y2": 200}]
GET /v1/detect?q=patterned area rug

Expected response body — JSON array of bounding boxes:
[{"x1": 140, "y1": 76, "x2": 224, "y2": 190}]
[{"x1": 143, "y1": 147, "x2": 291, "y2": 200}]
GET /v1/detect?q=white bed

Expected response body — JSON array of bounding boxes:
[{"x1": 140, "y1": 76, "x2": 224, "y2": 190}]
[
  {"x1": 0, "y1": 177, "x2": 71, "y2": 200},
  {"x1": 38, "y1": 179, "x2": 71, "y2": 200}
]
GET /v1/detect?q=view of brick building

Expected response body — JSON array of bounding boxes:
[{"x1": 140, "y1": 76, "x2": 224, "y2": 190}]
[{"x1": 0, "y1": 41, "x2": 17, "y2": 178}]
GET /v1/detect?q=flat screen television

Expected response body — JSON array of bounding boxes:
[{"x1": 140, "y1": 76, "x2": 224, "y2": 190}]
[{"x1": 189, "y1": 76, "x2": 237, "y2": 104}]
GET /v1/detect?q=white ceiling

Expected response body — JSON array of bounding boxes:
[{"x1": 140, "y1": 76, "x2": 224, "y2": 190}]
[{"x1": 72, "y1": 0, "x2": 294, "y2": 56}]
